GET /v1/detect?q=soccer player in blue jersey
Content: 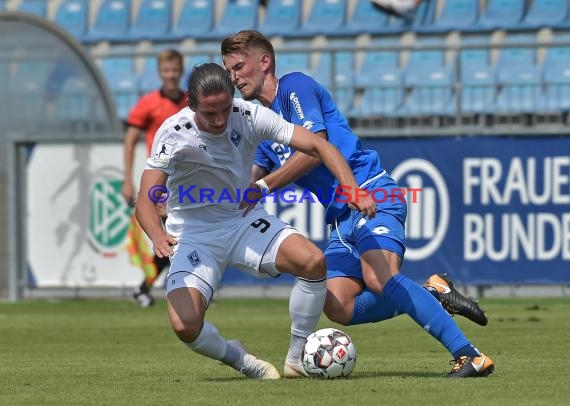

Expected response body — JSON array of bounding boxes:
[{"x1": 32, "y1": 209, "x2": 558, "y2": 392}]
[{"x1": 221, "y1": 30, "x2": 495, "y2": 378}]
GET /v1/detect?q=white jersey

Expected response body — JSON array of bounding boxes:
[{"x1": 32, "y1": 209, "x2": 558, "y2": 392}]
[{"x1": 145, "y1": 99, "x2": 294, "y2": 239}]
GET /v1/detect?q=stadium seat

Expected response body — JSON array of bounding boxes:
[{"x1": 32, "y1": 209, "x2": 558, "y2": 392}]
[
  {"x1": 17, "y1": 0, "x2": 47, "y2": 17},
  {"x1": 495, "y1": 64, "x2": 544, "y2": 113},
  {"x1": 402, "y1": 66, "x2": 456, "y2": 116},
  {"x1": 405, "y1": 36, "x2": 446, "y2": 74},
  {"x1": 410, "y1": 0, "x2": 437, "y2": 31},
  {"x1": 460, "y1": 65, "x2": 496, "y2": 114},
  {"x1": 211, "y1": 0, "x2": 258, "y2": 38},
  {"x1": 0, "y1": 1, "x2": 5, "y2": 11},
  {"x1": 138, "y1": 57, "x2": 160, "y2": 94},
  {"x1": 352, "y1": 67, "x2": 404, "y2": 117},
  {"x1": 297, "y1": 0, "x2": 347, "y2": 37},
  {"x1": 312, "y1": 46, "x2": 354, "y2": 90},
  {"x1": 467, "y1": 0, "x2": 526, "y2": 31},
  {"x1": 167, "y1": 0, "x2": 214, "y2": 40},
  {"x1": 495, "y1": 34, "x2": 537, "y2": 69},
  {"x1": 460, "y1": 48, "x2": 490, "y2": 67},
  {"x1": 355, "y1": 38, "x2": 400, "y2": 87},
  {"x1": 128, "y1": 0, "x2": 172, "y2": 41},
  {"x1": 543, "y1": 45, "x2": 570, "y2": 67},
  {"x1": 258, "y1": 0, "x2": 302, "y2": 37},
  {"x1": 342, "y1": 0, "x2": 390, "y2": 36},
  {"x1": 184, "y1": 53, "x2": 214, "y2": 83},
  {"x1": 54, "y1": 0, "x2": 89, "y2": 40},
  {"x1": 424, "y1": 0, "x2": 479, "y2": 33},
  {"x1": 520, "y1": 0, "x2": 568, "y2": 29},
  {"x1": 86, "y1": 0, "x2": 131, "y2": 42},
  {"x1": 276, "y1": 52, "x2": 311, "y2": 78},
  {"x1": 543, "y1": 64, "x2": 570, "y2": 112}
]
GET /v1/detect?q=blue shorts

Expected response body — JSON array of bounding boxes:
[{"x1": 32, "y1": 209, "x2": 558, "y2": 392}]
[{"x1": 325, "y1": 177, "x2": 407, "y2": 281}]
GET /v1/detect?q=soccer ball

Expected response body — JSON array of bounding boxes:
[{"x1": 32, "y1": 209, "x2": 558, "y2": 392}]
[{"x1": 302, "y1": 328, "x2": 356, "y2": 379}]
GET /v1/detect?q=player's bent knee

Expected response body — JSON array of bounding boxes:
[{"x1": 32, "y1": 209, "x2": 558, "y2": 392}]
[
  {"x1": 324, "y1": 291, "x2": 353, "y2": 325},
  {"x1": 303, "y1": 251, "x2": 326, "y2": 280},
  {"x1": 324, "y1": 304, "x2": 352, "y2": 326},
  {"x1": 170, "y1": 317, "x2": 203, "y2": 342}
]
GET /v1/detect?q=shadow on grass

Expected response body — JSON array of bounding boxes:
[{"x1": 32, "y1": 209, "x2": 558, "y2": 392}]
[{"x1": 205, "y1": 370, "x2": 444, "y2": 382}]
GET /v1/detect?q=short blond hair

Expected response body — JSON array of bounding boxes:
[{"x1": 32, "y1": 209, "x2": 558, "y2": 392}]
[
  {"x1": 157, "y1": 49, "x2": 184, "y2": 69},
  {"x1": 221, "y1": 30, "x2": 276, "y2": 74}
]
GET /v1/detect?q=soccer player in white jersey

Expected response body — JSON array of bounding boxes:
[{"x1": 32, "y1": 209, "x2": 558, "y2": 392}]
[{"x1": 135, "y1": 63, "x2": 376, "y2": 379}]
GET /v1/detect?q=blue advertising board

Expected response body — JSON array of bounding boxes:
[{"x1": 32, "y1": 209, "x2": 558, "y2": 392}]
[{"x1": 222, "y1": 135, "x2": 570, "y2": 286}]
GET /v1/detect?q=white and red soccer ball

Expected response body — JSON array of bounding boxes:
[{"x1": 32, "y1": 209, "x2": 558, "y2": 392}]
[{"x1": 302, "y1": 328, "x2": 357, "y2": 379}]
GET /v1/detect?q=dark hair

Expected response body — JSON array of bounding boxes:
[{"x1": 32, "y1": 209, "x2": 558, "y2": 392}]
[{"x1": 186, "y1": 63, "x2": 235, "y2": 108}]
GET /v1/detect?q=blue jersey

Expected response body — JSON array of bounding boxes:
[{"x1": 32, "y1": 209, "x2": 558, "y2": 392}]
[{"x1": 254, "y1": 72, "x2": 390, "y2": 223}]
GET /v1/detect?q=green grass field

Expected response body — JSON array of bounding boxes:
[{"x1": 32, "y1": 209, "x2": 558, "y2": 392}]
[{"x1": 1, "y1": 297, "x2": 568, "y2": 405}]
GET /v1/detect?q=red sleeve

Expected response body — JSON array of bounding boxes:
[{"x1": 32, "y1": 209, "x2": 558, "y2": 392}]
[{"x1": 126, "y1": 92, "x2": 155, "y2": 129}]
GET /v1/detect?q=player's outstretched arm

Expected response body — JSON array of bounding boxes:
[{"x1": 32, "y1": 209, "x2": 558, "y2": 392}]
[
  {"x1": 260, "y1": 131, "x2": 326, "y2": 192},
  {"x1": 135, "y1": 169, "x2": 178, "y2": 258},
  {"x1": 288, "y1": 125, "x2": 376, "y2": 219}
]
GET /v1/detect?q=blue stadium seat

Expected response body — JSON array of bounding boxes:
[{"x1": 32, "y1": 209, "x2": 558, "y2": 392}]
[
  {"x1": 0, "y1": 1, "x2": 5, "y2": 11},
  {"x1": 167, "y1": 0, "x2": 214, "y2": 40},
  {"x1": 86, "y1": 0, "x2": 131, "y2": 42},
  {"x1": 495, "y1": 65, "x2": 544, "y2": 113},
  {"x1": 184, "y1": 53, "x2": 214, "y2": 84},
  {"x1": 356, "y1": 51, "x2": 399, "y2": 86},
  {"x1": 352, "y1": 67, "x2": 404, "y2": 117},
  {"x1": 297, "y1": 0, "x2": 347, "y2": 37},
  {"x1": 276, "y1": 52, "x2": 311, "y2": 78},
  {"x1": 424, "y1": 0, "x2": 479, "y2": 33},
  {"x1": 389, "y1": 0, "x2": 437, "y2": 33},
  {"x1": 128, "y1": 0, "x2": 172, "y2": 41},
  {"x1": 543, "y1": 64, "x2": 570, "y2": 112},
  {"x1": 468, "y1": 0, "x2": 526, "y2": 31},
  {"x1": 405, "y1": 36, "x2": 446, "y2": 74},
  {"x1": 460, "y1": 48, "x2": 490, "y2": 67},
  {"x1": 460, "y1": 65, "x2": 496, "y2": 114},
  {"x1": 99, "y1": 57, "x2": 138, "y2": 120},
  {"x1": 211, "y1": 0, "x2": 258, "y2": 38},
  {"x1": 520, "y1": 0, "x2": 568, "y2": 29},
  {"x1": 138, "y1": 57, "x2": 160, "y2": 94},
  {"x1": 342, "y1": 0, "x2": 389, "y2": 36},
  {"x1": 496, "y1": 34, "x2": 537, "y2": 69},
  {"x1": 312, "y1": 48, "x2": 354, "y2": 90},
  {"x1": 544, "y1": 45, "x2": 570, "y2": 67},
  {"x1": 17, "y1": 0, "x2": 47, "y2": 17},
  {"x1": 402, "y1": 66, "x2": 456, "y2": 116},
  {"x1": 54, "y1": 0, "x2": 89, "y2": 40},
  {"x1": 258, "y1": 0, "x2": 302, "y2": 37}
]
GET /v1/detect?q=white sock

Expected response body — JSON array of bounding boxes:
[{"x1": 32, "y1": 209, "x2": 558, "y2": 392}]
[
  {"x1": 184, "y1": 321, "x2": 248, "y2": 370},
  {"x1": 286, "y1": 277, "x2": 327, "y2": 364},
  {"x1": 184, "y1": 321, "x2": 227, "y2": 360}
]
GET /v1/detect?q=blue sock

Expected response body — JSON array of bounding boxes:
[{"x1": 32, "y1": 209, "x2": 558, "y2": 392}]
[
  {"x1": 453, "y1": 344, "x2": 481, "y2": 359},
  {"x1": 349, "y1": 288, "x2": 401, "y2": 325},
  {"x1": 383, "y1": 273, "x2": 472, "y2": 357},
  {"x1": 349, "y1": 286, "x2": 439, "y2": 325}
]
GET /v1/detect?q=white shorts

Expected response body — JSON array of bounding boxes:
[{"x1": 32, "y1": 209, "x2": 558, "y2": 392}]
[{"x1": 166, "y1": 206, "x2": 300, "y2": 304}]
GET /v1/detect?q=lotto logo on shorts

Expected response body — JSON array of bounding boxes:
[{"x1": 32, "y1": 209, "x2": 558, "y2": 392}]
[{"x1": 188, "y1": 250, "x2": 201, "y2": 267}]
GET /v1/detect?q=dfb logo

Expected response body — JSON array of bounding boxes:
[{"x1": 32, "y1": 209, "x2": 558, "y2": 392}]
[{"x1": 391, "y1": 159, "x2": 450, "y2": 261}]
